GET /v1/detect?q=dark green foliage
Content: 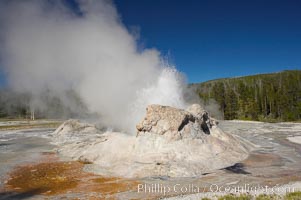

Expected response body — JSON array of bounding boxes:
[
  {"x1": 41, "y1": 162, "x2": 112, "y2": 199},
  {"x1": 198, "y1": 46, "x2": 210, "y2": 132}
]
[
  {"x1": 255, "y1": 194, "x2": 280, "y2": 200},
  {"x1": 192, "y1": 70, "x2": 301, "y2": 121},
  {"x1": 284, "y1": 191, "x2": 301, "y2": 200},
  {"x1": 218, "y1": 194, "x2": 252, "y2": 200}
]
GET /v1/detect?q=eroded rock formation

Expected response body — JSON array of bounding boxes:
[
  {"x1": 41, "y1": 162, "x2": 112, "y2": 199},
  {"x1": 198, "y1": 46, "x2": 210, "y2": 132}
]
[
  {"x1": 136, "y1": 104, "x2": 218, "y2": 140},
  {"x1": 51, "y1": 104, "x2": 253, "y2": 178}
]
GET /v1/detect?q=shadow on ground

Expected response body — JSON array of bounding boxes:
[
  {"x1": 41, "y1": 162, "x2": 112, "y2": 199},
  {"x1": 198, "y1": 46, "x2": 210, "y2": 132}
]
[{"x1": 0, "y1": 189, "x2": 41, "y2": 200}]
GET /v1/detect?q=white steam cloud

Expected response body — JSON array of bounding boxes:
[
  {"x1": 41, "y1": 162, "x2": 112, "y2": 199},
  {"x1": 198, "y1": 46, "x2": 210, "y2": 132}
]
[{"x1": 0, "y1": 0, "x2": 187, "y2": 133}]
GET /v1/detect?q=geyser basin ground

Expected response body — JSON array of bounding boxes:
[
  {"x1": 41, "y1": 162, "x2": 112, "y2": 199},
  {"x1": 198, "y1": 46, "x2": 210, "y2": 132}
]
[
  {"x1": 51, "y1": 104, "x2": 252, "y2": 178},
  {"x1": 0, "y1": 118, "x2": 301, "y2": 199}
]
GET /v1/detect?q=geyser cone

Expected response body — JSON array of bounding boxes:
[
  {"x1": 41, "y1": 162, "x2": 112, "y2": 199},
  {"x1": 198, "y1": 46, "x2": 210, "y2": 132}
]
[{"x1": 52, "y1": 104, "x2": 253, "y2": 178}]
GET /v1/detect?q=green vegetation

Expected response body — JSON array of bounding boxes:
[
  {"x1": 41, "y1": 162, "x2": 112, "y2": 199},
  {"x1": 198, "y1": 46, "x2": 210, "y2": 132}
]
[
  {"x1": 1, "y1": 70, "x2": 300, "y2": 122},
  {"x1": 199, "y1": 192, "x2": 300, "y2": 200},
  {"x1": 218, "y1": 194, "x2": 252, "y2": 200},
  {"x1": 191, "y1": 70, "x2": 301, "y2": 121},
  {"x1": 284, "y1": 191, "x2": 301, "y2": 200},
  {"x1": 0, "y1": 121, "x2": 62, "y2": 130},
  {"x1": 256, "y1": 194, "x2": 280, "y2": 200}
]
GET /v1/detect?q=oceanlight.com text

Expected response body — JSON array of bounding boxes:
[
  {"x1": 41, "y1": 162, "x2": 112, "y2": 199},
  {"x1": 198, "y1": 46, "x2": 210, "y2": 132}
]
[{"x1": 137, "y1": 183, "x2": 296, "y2": 196}]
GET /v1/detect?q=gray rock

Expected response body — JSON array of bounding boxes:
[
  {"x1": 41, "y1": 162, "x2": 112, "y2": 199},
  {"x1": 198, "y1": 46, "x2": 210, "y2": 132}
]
[
  {"x1": 51, "y1": 105, "x2": 254, "y2": 178},
  {"x1": 136, "y1": 104, "x2": 218, "y2": 140}
]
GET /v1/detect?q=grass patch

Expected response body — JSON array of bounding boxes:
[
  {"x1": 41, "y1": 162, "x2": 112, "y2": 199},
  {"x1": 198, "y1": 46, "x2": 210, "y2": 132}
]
[
  {"x1": 0, "y1": 118, "x2": 28, "y2": 122},
  {"x1": 256, "y1": 194, "x2": 280, "y2": 200},
  {"x1": 218, "y1": 194, "x2": 252, "y2": 200},
  {"x1": 197, "y1": 192, "x2": 301, "y2": 200},
  {"x1": 0, "y1": 121, "x2": 62, "y2": 130},
  {"x1": 284, "y1": 191, "x2": 301, "y2": 200}
]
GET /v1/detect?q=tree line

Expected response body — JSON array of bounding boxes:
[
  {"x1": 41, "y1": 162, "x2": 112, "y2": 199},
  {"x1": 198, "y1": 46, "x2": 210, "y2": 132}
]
[
  {"x1": 1, "y1": 70, "x2": 300, "y2": 121},
  {"x1": 191, "y1": 70, "x2": 301, "y2": 122},
  {"x1": 0, "y1": 89, "x2": 89, "y2": 119}
]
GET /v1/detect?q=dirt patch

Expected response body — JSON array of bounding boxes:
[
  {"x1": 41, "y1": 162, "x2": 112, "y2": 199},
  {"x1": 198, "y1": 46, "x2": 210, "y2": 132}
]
[
  {"x1": 3, "y1": 154, "x2": 142, "y2": 199},
  {"x1": 243, "y1": 153, "x2": 283, "y2": 168},
  {"x1": 5, "y1": 161, "x2": 82, "y2": 195},
  {"x1": 91, "y1": 177, "x2": 140, "y2": 195}
]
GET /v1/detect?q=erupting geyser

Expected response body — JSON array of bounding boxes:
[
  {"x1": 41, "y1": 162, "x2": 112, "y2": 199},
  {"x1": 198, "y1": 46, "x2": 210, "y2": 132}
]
[
  {"x1": 0, "y1": 0, "x2": 186, "y2": 133},
  {"x1": 52, "y1": 104, "x2": 253, "y2": 178},
  {"x1": 0, "y1": 0, "x2": 253, "y2": 178}
]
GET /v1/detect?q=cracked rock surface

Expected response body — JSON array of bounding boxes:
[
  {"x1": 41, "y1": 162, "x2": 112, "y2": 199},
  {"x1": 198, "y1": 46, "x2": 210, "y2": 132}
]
[
  {"x1": 137, "y1": 104, "x2": 218, "y2": 140},
  {"x1": 51, "y1": 104, "x2": 253, "y2": 178}
]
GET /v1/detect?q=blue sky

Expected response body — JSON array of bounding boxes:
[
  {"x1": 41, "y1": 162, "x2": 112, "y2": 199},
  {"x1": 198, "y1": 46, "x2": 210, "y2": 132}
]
[
  {"x1": 1, "y1": 0, "x2": 301, "y2": 85},
  {"x1": 114, "y1": 0, "x2": 301, "y2": 83}
]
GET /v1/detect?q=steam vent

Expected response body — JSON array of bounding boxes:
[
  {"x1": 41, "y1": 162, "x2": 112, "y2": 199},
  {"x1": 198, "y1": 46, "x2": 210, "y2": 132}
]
[{"x1": 52, "y1": 104, "x2": 252, "y2": 178}]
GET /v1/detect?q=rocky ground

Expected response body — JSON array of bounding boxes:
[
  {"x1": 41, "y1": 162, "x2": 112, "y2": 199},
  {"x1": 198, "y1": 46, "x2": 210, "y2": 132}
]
[
  {"x1": 52, "y1": 104, "x2": 252, "y2": 178},
  {"x1": 0, "y1": 109, "x2": 301, "y2": 199},
  {"x1": 164, "y1": 120, "x2": 301, "y2": 199}
]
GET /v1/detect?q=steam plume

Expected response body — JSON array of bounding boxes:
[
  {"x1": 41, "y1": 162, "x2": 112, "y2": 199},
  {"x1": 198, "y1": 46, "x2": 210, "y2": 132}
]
[{"x1": 0, "y1": 0, "x2": 187, "y2": 133}]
